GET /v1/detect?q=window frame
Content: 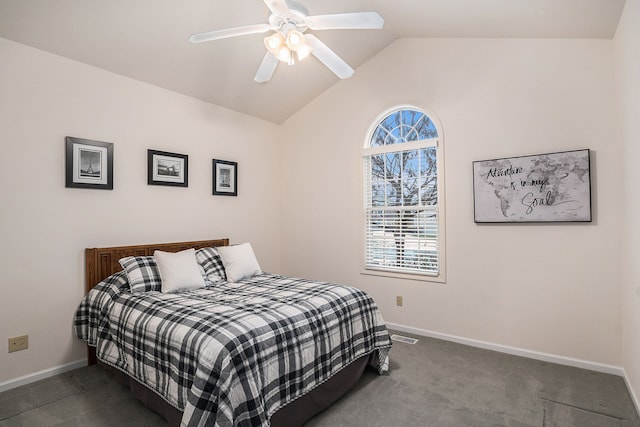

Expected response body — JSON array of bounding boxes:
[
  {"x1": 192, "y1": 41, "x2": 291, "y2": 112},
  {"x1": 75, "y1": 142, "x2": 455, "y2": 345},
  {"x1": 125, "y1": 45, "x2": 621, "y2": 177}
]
[{"x1": 361, "y1": 105, "x2": 446, "y2": 283}]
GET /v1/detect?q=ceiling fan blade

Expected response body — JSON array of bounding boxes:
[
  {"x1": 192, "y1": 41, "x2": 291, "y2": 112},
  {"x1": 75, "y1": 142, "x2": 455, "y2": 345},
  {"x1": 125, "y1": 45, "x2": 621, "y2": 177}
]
[
  {"x1": 305, "y1": 35, "x2": 354, "y2": 79},
  {"x1": 262, "y1": 0, "x2": 291, "y2": 17},
  {"x1": 189, "y1": 24, "x2": 271, "y2": 43},
  {"x1": 305, "y1": 12, "x2": 384, "y2": 30},
  {"x1": 254, "y1": 52, "x2": 279, "y2": 83}
]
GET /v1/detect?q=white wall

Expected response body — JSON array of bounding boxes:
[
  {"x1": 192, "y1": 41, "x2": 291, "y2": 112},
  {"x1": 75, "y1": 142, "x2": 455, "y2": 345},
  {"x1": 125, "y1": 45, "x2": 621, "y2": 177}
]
[
  {"x1": 0, "y1": 38, "x2": 281, "y2": 384},
  {"x1": 0, "y1": 29, "x2": 632, "y2": 395},
  {"x1": 614, "y1": 0, "x2": 640, "y2": 408},
  {"x1": 280, "y1": 38, "x2": 622, "y2": 366}
]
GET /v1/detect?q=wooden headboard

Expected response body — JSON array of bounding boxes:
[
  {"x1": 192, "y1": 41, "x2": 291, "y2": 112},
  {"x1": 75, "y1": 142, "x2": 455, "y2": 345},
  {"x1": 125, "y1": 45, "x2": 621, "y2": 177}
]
[
  {"x1": 85, "y1": 238, "x2": 229, "y2": 293},
  {"x1": 84, "y1": 238, "x2": 229, "y2": 364}
]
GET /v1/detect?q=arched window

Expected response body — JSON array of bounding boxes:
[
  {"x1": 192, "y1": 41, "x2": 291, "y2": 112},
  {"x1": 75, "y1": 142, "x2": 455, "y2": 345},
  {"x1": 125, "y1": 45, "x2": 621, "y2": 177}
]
[{"x1": 363, "y1": 106, "x2": 445, "y2": 281}]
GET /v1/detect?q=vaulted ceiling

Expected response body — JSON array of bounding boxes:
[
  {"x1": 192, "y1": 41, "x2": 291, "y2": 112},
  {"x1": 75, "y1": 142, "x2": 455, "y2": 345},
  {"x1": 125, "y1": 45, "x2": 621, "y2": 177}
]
[{"x1": 0, "y1": 0, "x2": 626, "y2": 123}]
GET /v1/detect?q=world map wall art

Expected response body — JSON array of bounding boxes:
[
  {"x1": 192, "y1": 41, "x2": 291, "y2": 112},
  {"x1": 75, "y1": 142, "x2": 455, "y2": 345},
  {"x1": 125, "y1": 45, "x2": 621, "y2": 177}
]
[{"x1": 472, "y1": 149, "x2": 592, "y2": 223}]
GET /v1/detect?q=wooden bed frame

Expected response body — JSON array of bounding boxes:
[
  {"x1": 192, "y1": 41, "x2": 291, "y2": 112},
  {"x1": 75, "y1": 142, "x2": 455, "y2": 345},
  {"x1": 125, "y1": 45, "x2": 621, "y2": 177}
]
[{"x1": 83, "y1": 238, "x2": 369, "y2": 427}]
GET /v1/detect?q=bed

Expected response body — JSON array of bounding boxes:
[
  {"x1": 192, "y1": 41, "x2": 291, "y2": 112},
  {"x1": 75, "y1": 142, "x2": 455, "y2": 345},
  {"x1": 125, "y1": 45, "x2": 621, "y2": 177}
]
[{"x1": 74, "y1": 239, "x2": 392, "y2": 426}]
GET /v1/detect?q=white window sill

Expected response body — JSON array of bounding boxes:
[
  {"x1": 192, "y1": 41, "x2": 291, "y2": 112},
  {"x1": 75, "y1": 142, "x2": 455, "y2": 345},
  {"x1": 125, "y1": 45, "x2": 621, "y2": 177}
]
[{"x1": 361, "y1": 268, "x2": 446, "y2": 284}]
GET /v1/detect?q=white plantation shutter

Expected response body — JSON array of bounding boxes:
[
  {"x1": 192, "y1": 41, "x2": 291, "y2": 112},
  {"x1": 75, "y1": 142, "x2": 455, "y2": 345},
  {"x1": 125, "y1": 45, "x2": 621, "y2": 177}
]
[{"x1": 363, "y1": 107, "x2": 444, "y2": 278}]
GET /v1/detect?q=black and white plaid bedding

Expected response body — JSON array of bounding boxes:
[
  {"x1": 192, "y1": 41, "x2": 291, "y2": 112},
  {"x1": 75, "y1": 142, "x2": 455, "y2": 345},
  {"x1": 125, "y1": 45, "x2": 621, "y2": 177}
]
[{"x1": 74, "y1": 271, "x2": 392, "y2": 427}]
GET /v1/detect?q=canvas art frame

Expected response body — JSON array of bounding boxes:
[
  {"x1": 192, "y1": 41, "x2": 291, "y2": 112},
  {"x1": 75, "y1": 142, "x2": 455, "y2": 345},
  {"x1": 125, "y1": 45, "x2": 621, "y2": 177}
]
[
  {"x1": 212, "y1": 159, "x2": 237, "y2": 196},
  {"x1": 472, "y1": 149, "x2": 592, "y2": 223},
  {"x1": 148, "y1": 149, "x2": 188, "y2": 187},
  {"x1": 65, "y1": 136, "x2": 114, "y2": 190}
]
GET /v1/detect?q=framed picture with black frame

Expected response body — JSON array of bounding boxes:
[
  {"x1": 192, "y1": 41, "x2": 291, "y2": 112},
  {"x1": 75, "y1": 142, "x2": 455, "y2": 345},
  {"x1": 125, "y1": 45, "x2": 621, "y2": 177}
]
[
  {"x1": 212, "y1": 159, "x2": 237, "y2": 196},
  {"x1": 65, "y1": 136, "x2": 114, "y2": 190},
  {"x1": 147, "y1": 149, "x2": 188, "y2": 187}
]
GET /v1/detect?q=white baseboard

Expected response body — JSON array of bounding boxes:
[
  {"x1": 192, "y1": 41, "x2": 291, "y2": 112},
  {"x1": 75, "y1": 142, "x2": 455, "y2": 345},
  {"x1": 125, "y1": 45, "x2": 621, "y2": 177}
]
[
  {"x1": 0, "y1": 359, "x2": 87, "y2": 393},
  {"x1": 386, "y1": 322, "x2": 625, "y2": 376},
  {"x1": 622, "y1": 370, "x2": 640, "y2": 419}
]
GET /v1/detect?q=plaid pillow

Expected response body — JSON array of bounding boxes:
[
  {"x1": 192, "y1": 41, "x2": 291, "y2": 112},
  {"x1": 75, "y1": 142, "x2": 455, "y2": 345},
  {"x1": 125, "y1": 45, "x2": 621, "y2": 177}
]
[
  {"x1": 195, "y1": 247, "x2": 227, "y2": 283},
  {"x1": 119, "y1": 256, "x2": 162, "y2": 293}
]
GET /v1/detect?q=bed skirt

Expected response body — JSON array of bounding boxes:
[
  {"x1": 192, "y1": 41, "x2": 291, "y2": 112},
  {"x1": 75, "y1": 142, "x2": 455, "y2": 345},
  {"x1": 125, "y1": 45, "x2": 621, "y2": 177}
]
[{"x1": 101, "y1": 353, "x2": 371, "y2": 426}]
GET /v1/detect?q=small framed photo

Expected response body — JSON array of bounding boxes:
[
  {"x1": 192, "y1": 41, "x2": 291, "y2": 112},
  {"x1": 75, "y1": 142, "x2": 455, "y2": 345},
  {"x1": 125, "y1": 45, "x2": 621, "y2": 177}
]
[
  {"x1": 213, "y1": 159, "x2": 237, "y2": 196},
  {"x1": 65, "y1": 136, "x2": 114, "y2": 190},
  {"x1": 148, "y1": 149, "x2": 188, "y2": 187}
]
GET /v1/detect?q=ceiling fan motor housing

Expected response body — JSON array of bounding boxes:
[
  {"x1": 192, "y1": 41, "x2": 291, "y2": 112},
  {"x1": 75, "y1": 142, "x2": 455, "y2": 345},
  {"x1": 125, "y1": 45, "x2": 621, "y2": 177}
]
[{"x1": 268, "y1": 1, "x2": 310, "y2": 34}]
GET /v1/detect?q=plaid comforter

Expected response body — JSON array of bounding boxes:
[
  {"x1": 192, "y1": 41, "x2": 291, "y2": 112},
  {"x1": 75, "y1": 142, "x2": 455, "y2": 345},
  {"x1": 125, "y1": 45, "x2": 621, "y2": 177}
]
[{"x1": 74, "y1": 271, "x2": 392, "y2": 427}]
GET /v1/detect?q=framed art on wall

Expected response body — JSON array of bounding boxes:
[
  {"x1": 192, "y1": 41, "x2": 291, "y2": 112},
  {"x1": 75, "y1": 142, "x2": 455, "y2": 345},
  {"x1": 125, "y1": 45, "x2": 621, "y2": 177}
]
[
  {"x1": 148, "y1": 149, "x2": 188, "y2": 187},
  {"x1": 472, "y1": 149, "x2": 592, "y2": 223},
  {"x1": 65, "y1": 136, "x2": 114, "y2": 190},
  {"x1": 212, "y1": 159, "x2": 237, "y2": 196}
]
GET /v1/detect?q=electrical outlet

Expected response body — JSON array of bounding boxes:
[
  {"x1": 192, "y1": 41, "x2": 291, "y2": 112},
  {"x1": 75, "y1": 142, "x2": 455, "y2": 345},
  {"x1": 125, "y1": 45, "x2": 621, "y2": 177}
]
[
  {"x1": 8, "y1": 335, "x2": 28, "y2": 353},
  {"x1": 396, "y1": 296, "x2": 403, "y2": 307}
]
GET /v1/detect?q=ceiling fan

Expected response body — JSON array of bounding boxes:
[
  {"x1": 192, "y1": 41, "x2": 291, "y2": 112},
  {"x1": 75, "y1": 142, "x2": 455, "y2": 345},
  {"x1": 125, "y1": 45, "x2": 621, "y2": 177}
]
[{"x1": 188, "y1": 0, "x2": 384, "y2": 83}]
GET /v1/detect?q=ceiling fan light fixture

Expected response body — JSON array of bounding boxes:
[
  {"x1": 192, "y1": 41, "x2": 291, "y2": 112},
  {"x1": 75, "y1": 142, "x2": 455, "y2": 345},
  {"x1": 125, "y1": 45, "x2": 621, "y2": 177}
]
[
  {"x1": 285, "y1": 29, "x2": 305, "y2": 51},
  {"x1": 276, "y1": 46, "x2": 292, "y2": 63},
  {"x1": 285, "y1": 29, "x2": 313, "y2": 63},
  {"x1": 264, "y1": 32, "x2": 285, "y2": 53},
  {"x1": 295, "y1": 42, "x2": 313, "y2": 61},
  {"x1": 264, "y1": 32, "x2": 293, "y2": 63}
]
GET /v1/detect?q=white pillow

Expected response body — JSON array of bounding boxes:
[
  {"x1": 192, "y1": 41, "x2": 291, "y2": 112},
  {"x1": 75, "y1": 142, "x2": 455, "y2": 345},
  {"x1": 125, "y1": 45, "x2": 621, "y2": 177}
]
[
  {"x1": 217, "y1": 242, "x2": 262, "y2": 282},
  {"x1": 154, "y1": 248, "x2": 205, "y2": 293}
]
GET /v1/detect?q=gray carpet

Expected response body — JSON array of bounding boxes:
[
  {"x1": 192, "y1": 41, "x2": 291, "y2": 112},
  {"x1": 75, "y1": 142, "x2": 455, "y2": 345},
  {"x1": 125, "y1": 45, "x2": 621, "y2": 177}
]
[
  {"x1": 542, "y1": 399, "x2": 628, "y2": 427},
  {"x1": 0, "y1": 366, "x2": 166, "y2": 427},
  {"x1": 0, "y1": 374, "x2": 85, "y2": 421},
  {"x1": 1, "y1": 331, "x2": 638, "y2": 426}
]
